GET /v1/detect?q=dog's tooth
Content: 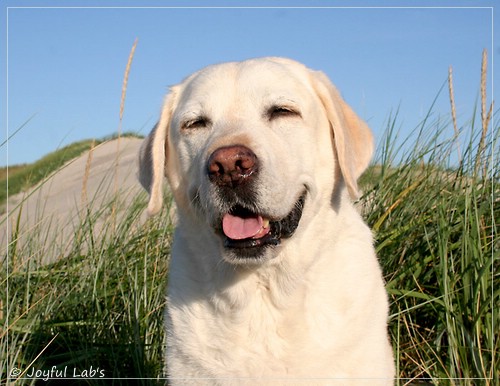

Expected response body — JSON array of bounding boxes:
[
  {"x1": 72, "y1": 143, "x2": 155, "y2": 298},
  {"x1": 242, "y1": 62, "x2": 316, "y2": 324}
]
[{"x1": 262, "y1": 218, "x2": 270, "y2": 228}]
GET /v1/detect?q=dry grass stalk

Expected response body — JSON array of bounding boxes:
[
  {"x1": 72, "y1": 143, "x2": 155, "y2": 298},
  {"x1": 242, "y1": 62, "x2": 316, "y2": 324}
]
[
  {"x1": 112, "y1": 38, "x2": 138, "y2": 227},
  {"x1": 116, "y1": 38, "x2": 138, "y2": 167},
  {"x1": 119, "y1": 38, "x2": 138, "y2": 124},
  {"x1": 476, "y1": 49, "x2": 493, "y2": 179},
  {"x1": 81, "y1": 139, "x2": 95, "y2": 207},
  {"x1": 448, "y1": 65, "x2": 460, "y2": 161}
]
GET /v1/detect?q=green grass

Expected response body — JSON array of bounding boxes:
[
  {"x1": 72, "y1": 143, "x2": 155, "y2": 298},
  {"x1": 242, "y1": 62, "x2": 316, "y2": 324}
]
[
  {"x1": 2, "y1": 191, "x2": 174, "y2": 385},
  {"x1": 362, "y1": 110, "x2": 498, "y2": 384},
  {"x1": 1, "y1": 88, "x2": 498, "y2": 385}
]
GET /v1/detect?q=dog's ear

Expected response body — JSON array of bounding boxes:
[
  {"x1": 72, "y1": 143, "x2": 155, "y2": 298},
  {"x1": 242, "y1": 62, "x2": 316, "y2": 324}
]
[
  {"x1": 311, "y1": 71, "x2": 374, "y2": 200},
  {"x1": 138, "y1": 92, "x2": 176, "y2": 216}
]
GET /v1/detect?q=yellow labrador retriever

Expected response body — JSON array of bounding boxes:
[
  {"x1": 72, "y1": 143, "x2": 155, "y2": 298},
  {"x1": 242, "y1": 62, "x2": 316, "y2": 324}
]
[{"x1": 139, "y1": 57, "x2": 394, "y2": 385}]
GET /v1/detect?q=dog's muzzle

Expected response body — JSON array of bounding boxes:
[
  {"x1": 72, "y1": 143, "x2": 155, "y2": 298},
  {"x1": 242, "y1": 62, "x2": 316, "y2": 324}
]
[{"x1": 207, "y1": 145, "x2": 305, "y2": 258}]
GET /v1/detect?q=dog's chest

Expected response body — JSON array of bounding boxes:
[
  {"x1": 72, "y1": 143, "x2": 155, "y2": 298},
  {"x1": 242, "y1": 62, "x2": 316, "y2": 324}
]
[{"x1": 169, "y1": 279, "x2": 314, "y2": 376}]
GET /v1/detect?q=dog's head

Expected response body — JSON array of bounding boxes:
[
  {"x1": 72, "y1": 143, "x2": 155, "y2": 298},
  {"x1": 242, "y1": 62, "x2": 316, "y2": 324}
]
[{"x1": 139, "y1": 57, "x2": 373, "y2": 264}]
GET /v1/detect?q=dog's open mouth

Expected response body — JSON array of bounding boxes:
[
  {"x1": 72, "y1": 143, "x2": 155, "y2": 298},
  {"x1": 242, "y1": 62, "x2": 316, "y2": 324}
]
[{"x1": 219, "y1": 193, "x2": 306, "y2": 250}]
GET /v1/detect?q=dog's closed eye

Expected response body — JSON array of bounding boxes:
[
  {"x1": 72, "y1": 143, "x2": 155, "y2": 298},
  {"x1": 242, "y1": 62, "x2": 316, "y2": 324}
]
[
  {"x1": 267, "y1": 105, "x2": 302, "y2": 121},
  {"x1": 183, "y1": 117, "x2": 210, "y2": 130},
  {"x1": 182, "y1": 116, "x2": 211, "y2": 131}
]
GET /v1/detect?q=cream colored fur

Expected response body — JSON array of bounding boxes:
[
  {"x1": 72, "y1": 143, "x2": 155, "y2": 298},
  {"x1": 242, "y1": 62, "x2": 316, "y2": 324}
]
[{"x1": 139, "y1": 57, "x2": 395, "y2": 385}]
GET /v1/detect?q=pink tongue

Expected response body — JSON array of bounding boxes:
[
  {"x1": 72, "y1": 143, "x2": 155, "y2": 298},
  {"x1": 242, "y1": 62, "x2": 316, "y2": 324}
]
[{"x1": 222, "y1": 213, "x2": 263, "y2": 240}]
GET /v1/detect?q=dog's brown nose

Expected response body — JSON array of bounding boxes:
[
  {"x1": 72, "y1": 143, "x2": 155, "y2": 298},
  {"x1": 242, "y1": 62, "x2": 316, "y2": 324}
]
[{"x1": 207, "y1": 145, "x2": 258, "y2": 187}]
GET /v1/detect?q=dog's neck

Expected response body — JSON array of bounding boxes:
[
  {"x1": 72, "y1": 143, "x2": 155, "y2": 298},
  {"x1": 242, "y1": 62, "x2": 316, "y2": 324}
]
[{"x1": 206, "y1": 256, "x2": 306, "y2": 316}]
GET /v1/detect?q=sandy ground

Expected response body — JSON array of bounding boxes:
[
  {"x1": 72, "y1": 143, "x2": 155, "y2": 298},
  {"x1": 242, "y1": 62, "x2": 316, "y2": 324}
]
[{"x1": 1, "y1": 137, "x2": 148, "y2": 267}]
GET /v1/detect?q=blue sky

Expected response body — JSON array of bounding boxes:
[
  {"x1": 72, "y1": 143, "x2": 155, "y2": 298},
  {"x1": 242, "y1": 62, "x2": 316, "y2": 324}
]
[{"x1": 1, "y1": 1, "x2": 496, "y2": 167}]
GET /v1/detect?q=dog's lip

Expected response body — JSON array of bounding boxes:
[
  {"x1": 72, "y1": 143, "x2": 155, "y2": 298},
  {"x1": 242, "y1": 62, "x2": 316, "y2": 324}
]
[{"x1": 216, "y1": 192, "x2": 306, "y2": 250}]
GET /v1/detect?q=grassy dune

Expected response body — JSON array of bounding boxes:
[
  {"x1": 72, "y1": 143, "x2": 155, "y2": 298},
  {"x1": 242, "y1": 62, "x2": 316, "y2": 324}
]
[
  {"x1": 0, "y1": 140, "x2": 99, "y2": 208},
  {"x1": 0, "y1": 132, "x2": 143, "y2": 210},
  {"x1": 1, "y1": 55, "x2": 498, "y2": 384}
]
